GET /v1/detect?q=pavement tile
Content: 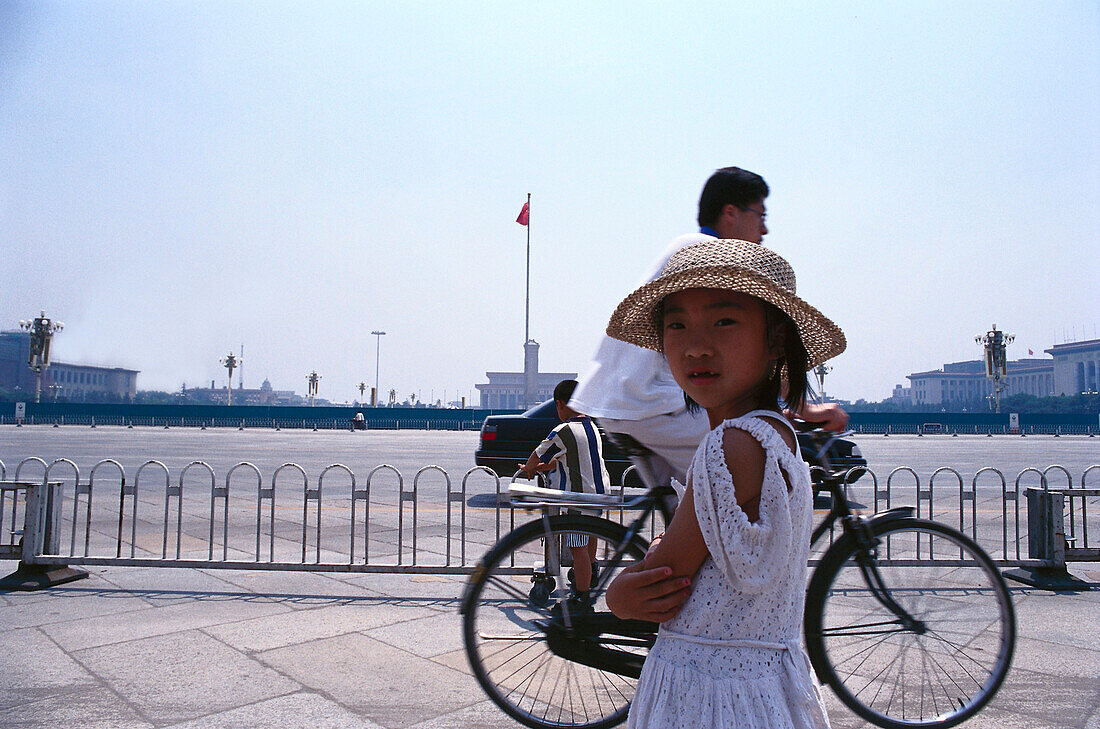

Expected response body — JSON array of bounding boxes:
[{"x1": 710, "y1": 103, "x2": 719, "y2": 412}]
[
  {"x1": 74, "y1": 629, "x2": 300, "y2": 723},
  {"x1": 0, "y1": 684, "x2": 154, "y2": 728},
  {"x1": 163, "y1": 692, "x2": 386, "y2": 729},
  {"x1": 1010, "y1": 635, "x2": 1100, "y2": 678},
  {"x1": 364, "y1": 610, "x2": 465, "y2": 658},
  {"x1": 430, "y1": 647, "x2": 473, "y2": 676},
  {"x1": 958, "y1": 706, "x2": 1071, "y2": 729},
  {"x1": 403, "y1": 698, "x2": 522, "y2": 728},
  {"x1": 258, "y1": 632, "x2": 483, "y2": 728},
  {"x1": 204, "y1": 601, "x2": 438, "y2": 653},
  {"x1": 0, "y1": 583, "x2": 152, "y2": 629},
  {"x1": 1012, "y1": 591, "x2": 1100, "y2": 647},
  {"x1": 200, "y1": 568, "x2": 380, "y2": 601},
  {"x1": 0, "y1": 627, "x2": 99, "y2": 711},
  {"x1": 342, "y1": 572, "x2": 466, "y2": 603},
  {"x1": 987, "y1": 667, "x2": 1100, "y2": 726},
  {"x1": 94, "y1": 565, "x2": 248, "y2": 603},
  {"x1": 41, "y1": 592, "x2": 292, "y2": 651}
]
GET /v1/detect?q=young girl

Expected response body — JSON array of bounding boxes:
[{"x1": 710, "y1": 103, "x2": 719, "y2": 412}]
[{"x1": 604, "y1": 239, "x2": 846, "y2": 729}]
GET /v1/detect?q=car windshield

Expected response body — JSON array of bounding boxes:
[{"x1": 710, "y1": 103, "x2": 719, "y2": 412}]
[{"x1": 521, "y1": 400, "x2": 556, "y2": 418}]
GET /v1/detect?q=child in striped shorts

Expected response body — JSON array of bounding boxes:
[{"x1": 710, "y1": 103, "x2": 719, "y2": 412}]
[{"x1": 518, "y1": 379, "x2": 612, "y2": 609}]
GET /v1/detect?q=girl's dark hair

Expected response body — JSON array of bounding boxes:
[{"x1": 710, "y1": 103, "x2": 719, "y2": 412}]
[
  {"x1": 762, "y1": 303, "x2": 811, "y2": 412},
  {"x1": 681, "y1": 301, "x2": 814, "y2": 414}
]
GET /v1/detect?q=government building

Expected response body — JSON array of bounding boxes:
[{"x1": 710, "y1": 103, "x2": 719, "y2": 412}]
[
  {"x1": 475, "y1": 370, "x2": 577, "y2": 409},
  {"x1": 906, "y1": 338, "x2": 1100, "y2": 406},
  {"x1": 0, "y1": 330, "x2": 138, "y2": 401}
]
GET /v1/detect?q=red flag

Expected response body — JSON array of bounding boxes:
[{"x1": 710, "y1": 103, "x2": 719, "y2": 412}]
[
  {"x1": 1028, "y1": 348, "x2": 1034, "y2": 355},
  {"x1": 516, "y1": 201, "x2": 529, "y2": 226}
]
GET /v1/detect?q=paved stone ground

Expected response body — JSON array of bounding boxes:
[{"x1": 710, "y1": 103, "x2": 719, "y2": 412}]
[{"x1": 2, "y1": 561, "x2": 1098, "y2": 729}]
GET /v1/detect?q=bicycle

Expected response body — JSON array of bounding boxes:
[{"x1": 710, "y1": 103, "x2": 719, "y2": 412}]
[{"x1": 460, "y1": 426, "x2": 1015, "y2": 729}]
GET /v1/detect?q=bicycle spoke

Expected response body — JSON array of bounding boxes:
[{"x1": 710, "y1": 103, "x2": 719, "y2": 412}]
[{"x1": 820, "y1": 618, "x2": 908, "y2": 637}]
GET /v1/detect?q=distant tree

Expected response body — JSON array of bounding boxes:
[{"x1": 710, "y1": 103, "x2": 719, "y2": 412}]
[{"x1": 133, "y1": 390, "x2": 179, "y2": 404}]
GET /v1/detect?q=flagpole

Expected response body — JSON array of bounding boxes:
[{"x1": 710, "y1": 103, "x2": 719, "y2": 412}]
[{"x1": 524, "y1": 192, "x2": 531, "y2": 344}]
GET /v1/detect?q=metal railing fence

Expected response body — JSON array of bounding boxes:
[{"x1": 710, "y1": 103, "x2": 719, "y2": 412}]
[
  {"x1": 855, "y1": 423, "x2": 1099, "y2": 436},
  {"x1": 2, "y1": 456, "x2": 1097, "y2": 581},
  {"x1": 1, "y1": 415, "x2": 483, "y2": 430}
]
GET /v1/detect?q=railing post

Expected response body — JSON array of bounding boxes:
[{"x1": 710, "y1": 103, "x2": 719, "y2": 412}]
[
  {"x1": 1003, "y1": 487, "x2": 1089, "y2": 590},
  {"x1": 0, "y1": 481, "x2": 88, "y2": 590}
]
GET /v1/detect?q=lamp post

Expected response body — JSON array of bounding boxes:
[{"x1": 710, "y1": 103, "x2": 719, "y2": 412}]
[
  {"x1": 976, "y1": 324, "x2": 1014, "y2": 413},
  {"x1": 307, "y1": 371, "x2": 321, "y2": 406},
  {"x1": 813, "y1": 364, "x2": 832, "y2": 404},
  {"x1": 19, "y1": 311, "x2": 64, "y2": 403},
  {"x1": 371, "y1": 330, "x2": 386, "y2": 407},
  {"x1": 220, "y1": 352, "x2": 239, "y2": 406}
]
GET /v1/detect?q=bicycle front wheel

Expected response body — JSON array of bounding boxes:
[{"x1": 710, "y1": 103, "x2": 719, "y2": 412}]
[
  {"x1": 805, "y1": 517, "x2": 1015, "y2": 729},
  {"x1": 461, "y1": 515, "x2": 652, "y2": 729}
]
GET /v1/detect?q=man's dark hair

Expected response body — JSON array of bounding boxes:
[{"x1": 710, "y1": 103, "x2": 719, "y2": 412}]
[
  {"x1": 553, "y1": 379, "x2": 578, "y2": 404},
  {"x1": 696, "y1": 167, "x2": 770, "y2": 227}
]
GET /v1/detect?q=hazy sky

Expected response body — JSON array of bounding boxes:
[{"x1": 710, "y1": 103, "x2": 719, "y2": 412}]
[{"x1": 3, "y1": 2, "x2": 1098, "y2": 405}]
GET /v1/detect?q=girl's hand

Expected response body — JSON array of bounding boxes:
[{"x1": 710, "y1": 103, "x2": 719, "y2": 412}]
[
  {"x1": 606, "y1": 561, "x2": 691, "y2": 623},
  {"x1": 645, "y1": 532, "x2": 665, "y2": 559}
]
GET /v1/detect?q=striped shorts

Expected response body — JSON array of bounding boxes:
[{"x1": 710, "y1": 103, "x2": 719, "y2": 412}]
[{"x1": 564, "y1": 532, "x2": 592, "y2": 549}]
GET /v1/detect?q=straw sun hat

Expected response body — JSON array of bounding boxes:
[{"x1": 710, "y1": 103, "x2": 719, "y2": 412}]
[{"x1": 606, "y1": 239, "x2": 846, "y2": 367}]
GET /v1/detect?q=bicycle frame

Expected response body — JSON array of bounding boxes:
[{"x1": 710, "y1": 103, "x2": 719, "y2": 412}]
[
  {"x1": 509, "y1": 427, "x2": 926, "y2": 664},
  {"x1": 511, "y1": 481, "x2": 675, "y2": 601}
]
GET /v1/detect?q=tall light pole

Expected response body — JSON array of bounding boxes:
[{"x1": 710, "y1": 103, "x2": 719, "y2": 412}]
[
  {"x1": 307, "y1": 371, "x2": 321, "y2": 406},
  {"x1": 976, "y1": 324, "x2": 1014, "y2": 413},
  {"x1": 220, "y1": 352, "x2": 239, "y2": 406},
  {"x1": 813, "y1": 364, "x2": 832, "y2": 404},
  {"x1": 371, "y1": 331, "x2": 386, "y2": 407},
  {"x1": 19, "y1": 311, "x2": 64, "y2": 403}
]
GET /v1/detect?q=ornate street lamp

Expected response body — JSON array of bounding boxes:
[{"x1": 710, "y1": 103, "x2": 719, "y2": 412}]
[
  {"x1": 307, "y1": 371, "x2": 321, "y2": 406},
  {"x1": 976, "y1": 324, "x2": 1014, "y2": 413},
  {"x1": 371, "y1": 331, "x2": 386, "y2": 407},
  {"x1": 813, "y1": 364, "x2": 832, "y2": 404},
  {"x1": 19, "y1": 311, "x2": 64, "y2": 403},
  {"x1": 220, "y1": 352, "x2": 240, "y2": 406}
]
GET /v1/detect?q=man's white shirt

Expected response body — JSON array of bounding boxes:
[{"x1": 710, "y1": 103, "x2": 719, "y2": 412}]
[{"x1": 570, "y1": 233, "x2": 715, "y2": 421}]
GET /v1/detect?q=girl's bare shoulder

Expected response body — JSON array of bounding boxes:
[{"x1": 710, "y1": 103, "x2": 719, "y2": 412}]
[{"x1": 719, "y1": 427, "x2": 766, "y2": 488}]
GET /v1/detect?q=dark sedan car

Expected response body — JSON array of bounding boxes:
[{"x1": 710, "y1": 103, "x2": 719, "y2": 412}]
[{"x1": 475, "y1": 400, "x2": 867, "y2": 490}]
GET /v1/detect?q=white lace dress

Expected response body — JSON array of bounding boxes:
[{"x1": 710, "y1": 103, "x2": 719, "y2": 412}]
[{"x1": 627, "y1": 411, "x2": 830, "y2": 729}]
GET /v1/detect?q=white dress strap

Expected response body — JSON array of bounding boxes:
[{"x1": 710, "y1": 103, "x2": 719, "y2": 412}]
[{"x1": 737, "y1": 409, "x2": 801, "y2": 458}]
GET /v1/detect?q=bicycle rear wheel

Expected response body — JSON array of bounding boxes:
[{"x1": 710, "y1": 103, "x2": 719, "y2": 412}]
[
  {"x1": 805, "y1": 517, "x2": 1015, "y2": 729},
  {"x1": 461, "y1": 515, "x2": 652, "y2": 729}
]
